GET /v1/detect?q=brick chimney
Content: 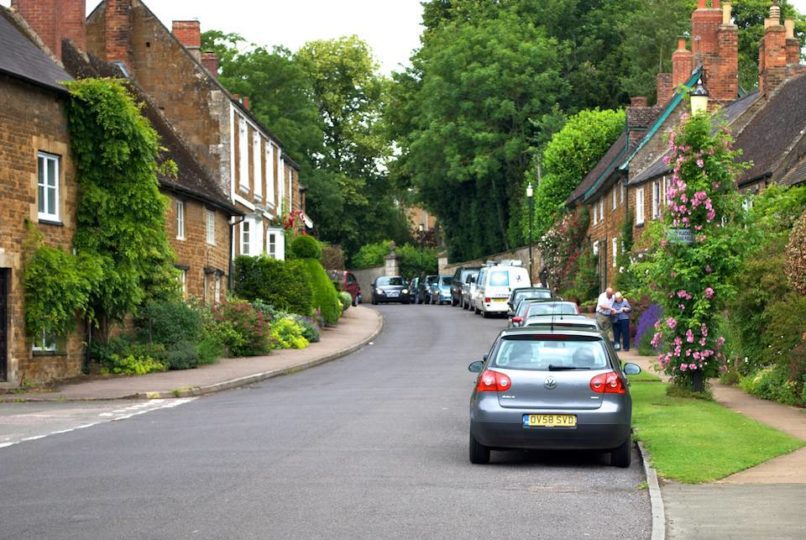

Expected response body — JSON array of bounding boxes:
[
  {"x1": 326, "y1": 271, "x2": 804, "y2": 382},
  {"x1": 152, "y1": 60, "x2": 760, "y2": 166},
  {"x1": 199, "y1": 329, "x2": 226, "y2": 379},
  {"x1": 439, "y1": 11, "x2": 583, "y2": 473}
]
[
  {"x1": 690, "y1": 0, "x2": 738, "y2": 103},
  {"x1": 11, "y1": 0, "x2": 86, "y2": 59},
  {"x1": 102, "y1": 0, "x2": 132, "y2": 68},
  {"x1": 784, "y1": 19, "x2": 800, "y2": 66},
  {"x1": 672, "y1": 37, "x2": 693, "y2": 88},
  {"x1": 627, "y1": 96, "x2": 656, "y2": 146},
  {"x1": 172, "y1": 20, "x2": 201, "y2": 61},
  {"x1": 656, "y1": 72, "x2": 673, "y2": 106},
  {"x1": 201, "y1": 51, "x2": 219, "y2": 79},
  {"x1": 759, "y1": 1, "x2": 788, "y2": 96},
  {"x1": 242, "y1": 96, "x2": 250, "y2": 110}
]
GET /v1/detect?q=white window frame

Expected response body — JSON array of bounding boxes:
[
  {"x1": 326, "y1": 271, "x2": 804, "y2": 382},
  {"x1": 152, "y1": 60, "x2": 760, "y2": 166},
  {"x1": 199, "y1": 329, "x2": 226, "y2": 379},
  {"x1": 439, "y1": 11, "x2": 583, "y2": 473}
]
[
  {"x1": 253, "y1": 132, "x2": 263, "y2": 200},
  {"x1": 612, "y1": 237, "x2": 618, "y2": 267},
  {"x1": 593, "y1": 202, "x2": 598, "y2": 225},
  {"x1": 278, "y1": 151, "x2": 285, "y2": 207},
  {"x1": 266, "y1": 143, "x2": 276, "y2": 207},
  {"x1": 599, "y1": 199, "x2": 604, "y2": 222},
  {"x1": 612, "y1": 188, "x2": 617, "y2": 211},
  {"x1": 206, "y1": 209, "x2": 216, "y2": 245},
  {"x1": 592, "y1": 240, "x2": 599, "y2": 256},
  {"x1": 176, "y1": 200, "x2": 185, "y2": 240},
  {"x1": 32, "y1": 328, "x2": 57, "y2": 352},
  {"x1": 37, "y1": 152, "x2": 60, "y2": 222},
  {"x1": 636, "y1": 187, "x2": 645, "y2": 225},
  {"x1": 268, "y1": 232, "x2": 277, "y2": 259},
  {"x1": 214, "y1": 274, "x2": 222, "y2": 304},
  {"x1": 179, "y1": 268, "x2": 188, "y2": 298},
  {"x1": 238, "y1": 116, "x2": 249, "y2": 193},
  {"x1": 652, "y1": 180, "x2": 660, "y2": 220},
  {"x1": 241, "y1": 220, "x2": 251, "y2": 255},
  {"x1": 620, "y1": 181, "x2": 625, "y2": 204}
]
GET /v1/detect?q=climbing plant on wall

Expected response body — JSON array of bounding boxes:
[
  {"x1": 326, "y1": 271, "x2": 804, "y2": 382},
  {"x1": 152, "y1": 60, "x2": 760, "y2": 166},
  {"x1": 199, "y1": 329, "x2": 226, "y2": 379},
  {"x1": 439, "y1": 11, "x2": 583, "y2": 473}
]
[{"x1": 66, "y1": 78, "x2": 178, "y2": 337}]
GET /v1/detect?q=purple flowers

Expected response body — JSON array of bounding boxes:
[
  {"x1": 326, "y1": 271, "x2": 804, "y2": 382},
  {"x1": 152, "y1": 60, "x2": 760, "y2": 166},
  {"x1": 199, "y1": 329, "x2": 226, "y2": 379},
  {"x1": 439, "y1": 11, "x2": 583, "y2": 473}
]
[{"x1": 704, "y1": 287, "x2": 715, "y2": 299}]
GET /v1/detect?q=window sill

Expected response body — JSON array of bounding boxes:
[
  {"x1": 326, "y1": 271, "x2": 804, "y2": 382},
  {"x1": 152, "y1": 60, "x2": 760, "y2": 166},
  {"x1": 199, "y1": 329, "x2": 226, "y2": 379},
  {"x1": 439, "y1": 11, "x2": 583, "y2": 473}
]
[
  {"x1": 238, "y1": 185, "x2": 250, "y2": 195},
  {"x1": 635, "y1": 222, "x2": 645, "y2": 228},
  {"x1": 33, "y1": 350, "x2": 67, "y2": 357},
  {"x1": 176, "y1": 236, "x2": 186, "y2": 241},
  {"x1": 38, "y1": 218, "x2": 63, "y2": 227}
]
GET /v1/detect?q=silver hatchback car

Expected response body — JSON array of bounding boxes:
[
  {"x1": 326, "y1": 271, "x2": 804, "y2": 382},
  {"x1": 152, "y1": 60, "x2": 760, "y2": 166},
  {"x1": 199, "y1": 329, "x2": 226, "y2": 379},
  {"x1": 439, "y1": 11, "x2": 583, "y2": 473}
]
[{"x1": 467, "y1": 327, "x2": 641, "y2": 466}]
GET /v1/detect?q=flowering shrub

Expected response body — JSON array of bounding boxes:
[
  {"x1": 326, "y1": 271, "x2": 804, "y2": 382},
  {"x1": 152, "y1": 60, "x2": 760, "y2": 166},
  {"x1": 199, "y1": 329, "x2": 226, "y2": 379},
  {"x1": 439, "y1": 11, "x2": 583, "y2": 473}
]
[
  {"x1": 641, "y1": 115, "x2": 746, "y2": 389},
  {"x1": 785, "y1": 210, "x2": 806, "y2": 295}
]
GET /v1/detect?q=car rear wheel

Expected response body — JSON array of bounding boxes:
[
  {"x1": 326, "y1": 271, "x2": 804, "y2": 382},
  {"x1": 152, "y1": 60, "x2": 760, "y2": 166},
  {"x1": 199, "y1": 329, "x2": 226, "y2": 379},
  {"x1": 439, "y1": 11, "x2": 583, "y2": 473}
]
[
  {"x1": 481, "y1": 309, "x2": 488, "y2": 318},
  {"x1": 469, "y1": 434, "x2": 490, "y2": 464},
  {"x1": 611, "y1": 435, "x2": 632, "y2": 468}
]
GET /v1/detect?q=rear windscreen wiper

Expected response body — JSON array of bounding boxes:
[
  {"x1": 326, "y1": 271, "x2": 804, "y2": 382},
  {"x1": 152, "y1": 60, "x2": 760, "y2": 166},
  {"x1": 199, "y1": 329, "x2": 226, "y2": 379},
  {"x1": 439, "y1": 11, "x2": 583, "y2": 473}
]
[{"x1": 548, "y1": 365, "x2": 590, "y2": 371}]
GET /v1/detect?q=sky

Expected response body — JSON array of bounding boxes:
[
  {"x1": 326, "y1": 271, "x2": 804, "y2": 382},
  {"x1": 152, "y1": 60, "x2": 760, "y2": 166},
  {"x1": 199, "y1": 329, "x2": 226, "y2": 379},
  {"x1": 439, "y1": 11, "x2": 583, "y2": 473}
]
[
  {"x1": 1, "y1": 0, "x2": 804, "y2": 74},
  {"x1": 101, "y1": 0, "x2": 426, "y2": 75}
]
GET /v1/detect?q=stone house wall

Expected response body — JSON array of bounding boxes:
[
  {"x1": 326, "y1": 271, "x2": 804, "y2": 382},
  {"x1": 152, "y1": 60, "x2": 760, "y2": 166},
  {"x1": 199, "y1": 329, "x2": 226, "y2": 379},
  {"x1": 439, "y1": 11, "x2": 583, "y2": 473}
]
[{"x1": 0, "y1": 75, "x2": 83, "y2": 385}]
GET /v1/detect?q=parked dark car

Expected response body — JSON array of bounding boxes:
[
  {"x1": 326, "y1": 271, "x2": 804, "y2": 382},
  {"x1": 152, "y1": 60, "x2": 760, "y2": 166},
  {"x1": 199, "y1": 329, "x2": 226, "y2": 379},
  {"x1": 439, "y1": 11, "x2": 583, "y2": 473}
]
[
  {"x1": 467, "y1": 327, "x2": 641, "y2": 466},
  {"x1": 418, "y1": 274, "x2": 439, "y2": 304},
  {"x1": 371, "y1": 276, "x2": 410, "y2": 304},
  {"x1": 328, "y1": 270, "x2": 362, "y2": 306},
  {"x1": 451, "y1": 266, "x2": 482, "y2": 306},
  {"x1": 507, "y1": 287, "x2": 553, "y2": 316}
]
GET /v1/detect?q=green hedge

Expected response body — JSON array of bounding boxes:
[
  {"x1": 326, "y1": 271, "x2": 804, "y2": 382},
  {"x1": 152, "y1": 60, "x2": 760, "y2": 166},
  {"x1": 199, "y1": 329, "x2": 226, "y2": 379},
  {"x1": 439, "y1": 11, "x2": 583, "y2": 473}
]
[{"x1": 233, "y1": 256, "x2": 313, "y2": 316}]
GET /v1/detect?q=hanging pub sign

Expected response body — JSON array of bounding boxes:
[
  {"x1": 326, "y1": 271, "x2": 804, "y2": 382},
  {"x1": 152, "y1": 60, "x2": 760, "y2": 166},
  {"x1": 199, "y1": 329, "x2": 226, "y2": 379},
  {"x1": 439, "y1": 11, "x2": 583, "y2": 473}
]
[{"x1": 667, "y1": 228, "x2": 694, "y2": 245}]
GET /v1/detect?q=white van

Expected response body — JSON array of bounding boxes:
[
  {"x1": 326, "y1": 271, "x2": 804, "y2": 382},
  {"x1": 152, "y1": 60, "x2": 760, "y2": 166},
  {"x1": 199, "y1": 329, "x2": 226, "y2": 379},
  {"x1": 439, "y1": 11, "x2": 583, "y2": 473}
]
[{"x1": 474, "y1": 262, "x2": 531, "y2": 318}]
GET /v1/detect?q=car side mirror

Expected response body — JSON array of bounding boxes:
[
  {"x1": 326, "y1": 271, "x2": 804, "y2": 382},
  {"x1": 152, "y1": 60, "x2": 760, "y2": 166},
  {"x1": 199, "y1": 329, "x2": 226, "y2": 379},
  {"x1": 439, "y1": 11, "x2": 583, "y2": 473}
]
[
  {"x1": 512, "y1": 316, "x2": 522, "y2": 324},
  {"x1": 468, "y1": 360, "x2": 484, "y2": 373},
  {"x1": 623, "y1": 362, "x2": 641, "y2": 376}
]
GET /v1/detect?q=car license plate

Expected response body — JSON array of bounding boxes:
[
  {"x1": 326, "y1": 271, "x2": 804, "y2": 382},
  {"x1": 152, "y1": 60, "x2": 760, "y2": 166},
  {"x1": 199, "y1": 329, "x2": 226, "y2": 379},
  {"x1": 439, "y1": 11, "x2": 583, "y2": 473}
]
[
  {"x1": 493, "y1": 298, "x2": 507, "y2": 302},
  {"x1": 523, "y1": 414, "x2": 577, "y2": 427},
  {"x1": 387, "y1": 291, "x2": 399, "y2": 297}
]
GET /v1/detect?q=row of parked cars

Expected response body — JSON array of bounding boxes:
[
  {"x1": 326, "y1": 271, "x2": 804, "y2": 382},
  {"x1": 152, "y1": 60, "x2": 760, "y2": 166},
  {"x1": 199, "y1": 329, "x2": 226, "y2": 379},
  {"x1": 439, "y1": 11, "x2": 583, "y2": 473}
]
[{"x1": 442, "y1": 262, "x2": 642, "y2": 467}]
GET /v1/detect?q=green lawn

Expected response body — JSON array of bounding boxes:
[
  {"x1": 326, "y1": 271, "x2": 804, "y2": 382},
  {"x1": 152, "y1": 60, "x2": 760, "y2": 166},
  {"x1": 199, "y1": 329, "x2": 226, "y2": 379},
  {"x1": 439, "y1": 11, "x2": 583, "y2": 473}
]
[{"x1": 628, "y1": 373, "x2": 804, "y2": 483}]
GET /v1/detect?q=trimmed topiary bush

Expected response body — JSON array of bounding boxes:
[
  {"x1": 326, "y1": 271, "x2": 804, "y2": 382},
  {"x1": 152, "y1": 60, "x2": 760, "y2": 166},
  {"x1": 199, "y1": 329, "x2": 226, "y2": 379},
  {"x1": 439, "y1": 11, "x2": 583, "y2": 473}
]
[
  {"x1": 290, "y1": 235, "x2": 322, "y2": 260},
  {"x1": 299, "y1": 258, "x2": 341, "y2": 325},
  {"x1": 339, "y1": 291, "x2": 352, "y2": 312}
]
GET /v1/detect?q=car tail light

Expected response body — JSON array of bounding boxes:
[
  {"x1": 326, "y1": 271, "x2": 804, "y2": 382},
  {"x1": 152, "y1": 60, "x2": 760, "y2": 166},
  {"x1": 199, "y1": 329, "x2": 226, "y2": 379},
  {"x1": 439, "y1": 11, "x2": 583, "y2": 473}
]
[
  {"x1": 589, "y1": 372, "x2": 626, "y2": 394},
  {"x1": 484, "y1": 297, "x2": 491, "y2": 303},
  {"x1": 476, "y1": 370, "x2": 511, "y2": 392}
]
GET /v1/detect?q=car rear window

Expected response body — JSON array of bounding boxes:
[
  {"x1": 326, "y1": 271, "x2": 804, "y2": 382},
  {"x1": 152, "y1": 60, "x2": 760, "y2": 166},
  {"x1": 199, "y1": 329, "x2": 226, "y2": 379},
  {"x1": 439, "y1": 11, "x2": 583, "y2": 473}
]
[
  {"x1": 493, "y1": 338, "x2": 608, "y2": 371},
  {"x1": 377, "y1": 277, "x2": 403, "y2": 286},
  {"x1": 489, "y1": 271, "x2": 509, "y2": 286},
  {"x1": 526, "y1": 302, "x2": 578, "y2": 317},
  {"x1": 441, "y1": 277, "x2": 452, "y2": 285}
]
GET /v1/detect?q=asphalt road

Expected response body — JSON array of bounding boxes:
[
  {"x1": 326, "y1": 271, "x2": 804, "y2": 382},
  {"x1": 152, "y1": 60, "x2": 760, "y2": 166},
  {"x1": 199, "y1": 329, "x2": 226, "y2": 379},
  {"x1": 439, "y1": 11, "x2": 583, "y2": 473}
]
[{"x1": 0, "y1": 303, "x2": 650, "y2": 539}]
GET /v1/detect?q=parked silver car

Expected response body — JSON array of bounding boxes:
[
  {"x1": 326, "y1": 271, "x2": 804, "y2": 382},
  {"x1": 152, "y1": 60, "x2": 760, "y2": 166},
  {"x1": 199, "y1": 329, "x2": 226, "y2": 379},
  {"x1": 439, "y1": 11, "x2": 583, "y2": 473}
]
[
  {"x1": 467, "y1": 327, "x2": 640, "y2": 466},
  {"x1": 460, "y1": 271, "x2": 479, "y2": 310}
]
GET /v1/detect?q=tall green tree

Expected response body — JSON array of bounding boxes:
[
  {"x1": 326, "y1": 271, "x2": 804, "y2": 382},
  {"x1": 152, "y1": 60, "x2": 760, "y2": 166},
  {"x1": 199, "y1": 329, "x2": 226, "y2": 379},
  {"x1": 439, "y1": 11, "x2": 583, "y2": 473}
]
[
  {"x1": 528, "y1": 108, "x2": 625, "y2": 239},
  {"x1": 392, "y1": 9, "x2": 567, "y2": 261}
]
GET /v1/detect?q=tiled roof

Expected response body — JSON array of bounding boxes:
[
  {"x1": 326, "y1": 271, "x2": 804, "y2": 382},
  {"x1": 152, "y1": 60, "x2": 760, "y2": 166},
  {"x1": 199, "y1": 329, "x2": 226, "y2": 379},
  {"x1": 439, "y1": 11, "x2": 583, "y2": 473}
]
[
  {"x1": 566, "y1": 132, "x2": 630, "y2": 205},
  {"x1": 629, "y1": 90, "x2": 762, "y2": 186},
  {"x1": 778, "y1": 157, "x2": 806, "y2": 187},
  {"x1": 0, "y1": 8, "x2": 72, "y2": 92},
  {"x1": 61, "y1": 41, "x2": 242, "y2": 216},
  {"x1": 735, "y1": 74, "x2": 806, "y2": 186}
]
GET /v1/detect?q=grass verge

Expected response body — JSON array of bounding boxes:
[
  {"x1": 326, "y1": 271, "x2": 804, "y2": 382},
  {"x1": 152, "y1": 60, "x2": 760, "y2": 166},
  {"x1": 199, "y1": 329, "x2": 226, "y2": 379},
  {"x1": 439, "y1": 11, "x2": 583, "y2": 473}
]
[{"x1": 628, "y1": 372, "x2": 804, "y2": 483}]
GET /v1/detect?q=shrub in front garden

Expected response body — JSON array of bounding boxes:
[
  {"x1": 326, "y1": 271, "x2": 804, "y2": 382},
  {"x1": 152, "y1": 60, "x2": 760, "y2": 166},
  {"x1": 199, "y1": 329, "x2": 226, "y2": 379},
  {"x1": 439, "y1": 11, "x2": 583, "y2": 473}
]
[
  {"x1": 339, "y1": 291, "x2": 352, "y2": 312},
  {"x1": 212, "y1": 299, "x2": 270, "y2": 357},
  {"x1": 289, "y1": 234, "x2": 322, "y2": 260},
  {"x1": 298, "y1": 258, "x2": 341, "y2": 326},
  {"x1": 233, "y1": 256, "x2": 313, "y2": 316},
  {"x1": 270, "y1": 317, "x2": 309, "y2": 350}
]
